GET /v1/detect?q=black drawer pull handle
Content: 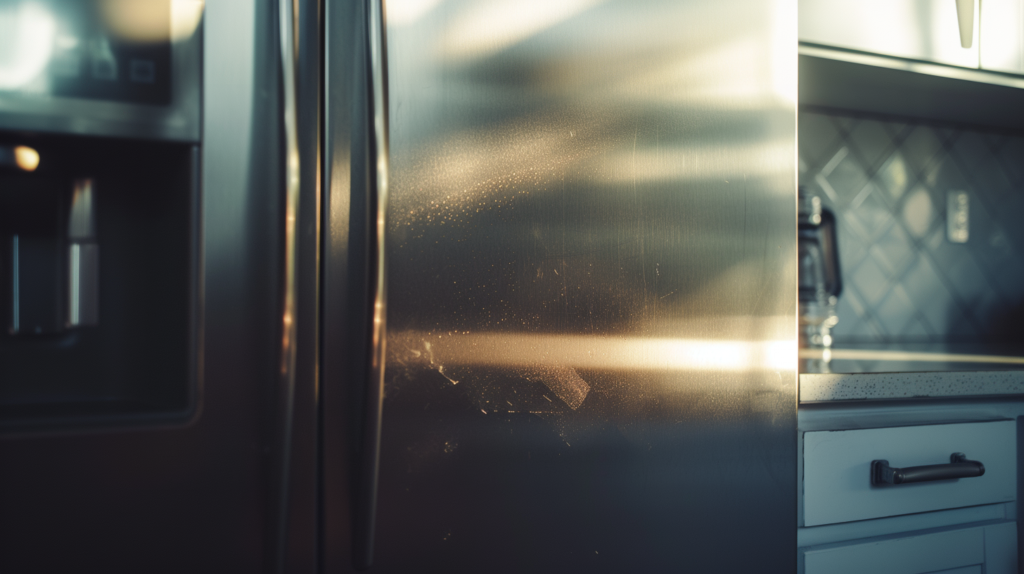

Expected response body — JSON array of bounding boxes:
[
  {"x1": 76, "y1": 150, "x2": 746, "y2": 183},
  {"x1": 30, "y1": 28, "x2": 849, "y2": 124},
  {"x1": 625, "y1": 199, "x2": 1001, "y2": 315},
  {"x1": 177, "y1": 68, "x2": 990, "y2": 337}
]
[{"x1": 871, "y1": 453, "x2": 985, "y2": 485}]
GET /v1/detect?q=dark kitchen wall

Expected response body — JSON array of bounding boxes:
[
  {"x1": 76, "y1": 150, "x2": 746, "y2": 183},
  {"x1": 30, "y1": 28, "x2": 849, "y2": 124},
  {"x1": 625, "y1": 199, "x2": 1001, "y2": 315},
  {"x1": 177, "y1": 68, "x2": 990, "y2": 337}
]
[{"x1": 799, "y1": 109, "x2": 1024, "y2": 346}]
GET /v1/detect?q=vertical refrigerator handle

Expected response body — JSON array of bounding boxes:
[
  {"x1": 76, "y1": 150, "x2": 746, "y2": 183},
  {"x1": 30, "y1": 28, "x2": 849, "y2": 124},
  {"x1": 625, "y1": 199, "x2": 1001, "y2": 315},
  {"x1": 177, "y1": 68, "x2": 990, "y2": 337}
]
[
  {"x1": 276, "y1": 0, "x2": 301, "y2": 570},
  {"x1": 354, "y1": 0, "x2": 390, "y2": 569}
]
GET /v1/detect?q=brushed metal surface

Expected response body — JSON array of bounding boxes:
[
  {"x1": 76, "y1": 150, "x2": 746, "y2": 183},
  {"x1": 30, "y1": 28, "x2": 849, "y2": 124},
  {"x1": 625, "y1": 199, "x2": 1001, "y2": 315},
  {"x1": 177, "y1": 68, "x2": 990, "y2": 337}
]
[
  {"x1": 371, "y1": 0, "x2": 798, "y2": 570},
  {"x1": 800, "y1": 0, "x2": 980, "y2": 69}
]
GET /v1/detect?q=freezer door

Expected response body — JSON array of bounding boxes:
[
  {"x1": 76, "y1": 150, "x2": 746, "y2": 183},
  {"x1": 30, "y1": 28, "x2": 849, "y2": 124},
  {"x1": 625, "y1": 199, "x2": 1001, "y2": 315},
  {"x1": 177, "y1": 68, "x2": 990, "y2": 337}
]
[
  {"x1": 0, "y1": 1, "x2": 297, "y2": 570},
  {"x1": 324, "y1": 0, "x2": 798, "y2": 571}
]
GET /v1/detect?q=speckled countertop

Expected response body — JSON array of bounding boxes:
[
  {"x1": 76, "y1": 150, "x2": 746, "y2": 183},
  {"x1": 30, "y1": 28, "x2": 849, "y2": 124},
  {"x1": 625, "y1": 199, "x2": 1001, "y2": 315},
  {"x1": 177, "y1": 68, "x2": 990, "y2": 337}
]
[{"x1": 799, "y1": 370, "x2": 1024, "y2": 403}]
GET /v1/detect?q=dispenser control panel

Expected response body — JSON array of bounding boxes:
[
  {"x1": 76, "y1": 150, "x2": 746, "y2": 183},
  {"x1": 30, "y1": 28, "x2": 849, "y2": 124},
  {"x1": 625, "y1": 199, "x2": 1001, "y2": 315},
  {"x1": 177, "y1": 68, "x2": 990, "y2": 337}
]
[
  {"x1": 0, "y1": 0, "x2": 201, "y2": 141},
  {"x1": 0, "y1": 0, "x2": 174, "y2": 105}
]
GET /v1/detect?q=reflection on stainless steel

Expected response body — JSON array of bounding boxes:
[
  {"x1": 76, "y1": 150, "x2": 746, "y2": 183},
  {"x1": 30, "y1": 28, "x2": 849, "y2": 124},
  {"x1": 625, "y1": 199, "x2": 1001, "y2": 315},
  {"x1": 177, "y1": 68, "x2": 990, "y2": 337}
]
[
  {"x1": 800, "y1": 348, "x2": 1024, "y2": 366},
  {"x1": 68, "y1": 178, "x2": 95, "y2": 239},
  {"x1": 67, "y1": 178, "x2": 98, "y2": 326},
  {"x1": 441, "y1": 0, "x2": 604, "y2": 60},
  {"x1": 391, "y1": 331, "x2": 795, "y2": 373},
  {"x1": 0, "y1": 2, "x2": 54, "y2": 89},
  {"x1": 375, "y1": 0, "x2": 797, "y2": 569},
  {"x1": 67, "y1": 242, "x2": 98, "y2": 326},
  {"x1": 800, "y1": 0, "x2": 979, "y2": 69},
  {"x1": 370, "y1": 0, "x2": 390, "y2": 407},
  {"x1": 10, "y1": 234, "x2": 17, "y2": 333},
  {"x1": 387, "y1": 0, "x2": 441, "y2": 26},
  {"x1": 0, "y1": 144, "x2": 39, "y2": 171},
  {"x1": 99, "y1": 0, "x2": 204, "y2": 43},
  {"x1": 13, "y1": 145, "x2": 38, "y2": 171}
]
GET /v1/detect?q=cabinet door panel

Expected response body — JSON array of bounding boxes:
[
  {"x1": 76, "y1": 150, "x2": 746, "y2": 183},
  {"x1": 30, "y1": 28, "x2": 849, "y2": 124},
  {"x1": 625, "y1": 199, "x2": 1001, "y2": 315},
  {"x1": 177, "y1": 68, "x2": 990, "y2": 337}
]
[
  {"x1": 803, "y1": 527, "x2": 984, "y2": 574},
  {"x1": 980, "y1": 0, "x2": 1024, "y2": 74},
  {"x1": 802, "y1": 523, "x2": 1017, "y2": 574},
  {"x1": 984, "y1": 522, "x2": 1018, "y2": 574},
  {"x1": 800, "y1": 0, "x2": 979, "y2": 68}
]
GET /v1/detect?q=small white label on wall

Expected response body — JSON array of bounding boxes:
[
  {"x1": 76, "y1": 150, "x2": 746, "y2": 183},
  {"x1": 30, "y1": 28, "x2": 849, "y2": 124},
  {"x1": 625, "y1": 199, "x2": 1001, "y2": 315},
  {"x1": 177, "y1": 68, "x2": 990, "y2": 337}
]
[{"x1": 947, "y1": 191, "x2": 969, "y2": 243}]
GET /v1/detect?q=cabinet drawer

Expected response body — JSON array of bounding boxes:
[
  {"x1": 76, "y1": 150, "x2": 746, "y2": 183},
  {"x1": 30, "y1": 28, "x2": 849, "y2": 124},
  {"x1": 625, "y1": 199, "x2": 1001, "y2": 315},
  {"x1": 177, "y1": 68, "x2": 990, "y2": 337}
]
[
  {"x1": 802, "y1": 522, "x2": 1017, "y2": 574},
  {"x1": 803, "y1": 421, "x2": 1016, "y2": 527}
]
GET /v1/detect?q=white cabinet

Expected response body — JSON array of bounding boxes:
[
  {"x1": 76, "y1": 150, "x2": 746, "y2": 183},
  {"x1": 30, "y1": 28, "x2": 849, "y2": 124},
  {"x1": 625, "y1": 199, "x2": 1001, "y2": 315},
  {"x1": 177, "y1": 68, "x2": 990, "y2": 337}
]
[
  {"x1": 798, "y1": 401, "x2": 1022, "y2": 574},
  {"x1": 980, "y1": 0, "x2": 1024, "y2": 74},
  {"x1": 803, "y1": 421, "x2": 1016, "y2": 526},
  {"x1": 799, "y1": 0, "x2": 979, "y2": 68}
]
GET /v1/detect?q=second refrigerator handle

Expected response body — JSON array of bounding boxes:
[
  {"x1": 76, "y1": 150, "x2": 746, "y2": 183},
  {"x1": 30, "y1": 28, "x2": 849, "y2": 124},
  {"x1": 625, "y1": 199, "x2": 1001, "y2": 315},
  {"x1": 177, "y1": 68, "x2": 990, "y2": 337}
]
[
  {"x1": 276, "y1": 0, "x2": 301, "y2": 570},
  {"x1": 354, "y1": 0, "x2": 390, "y2": 569}
]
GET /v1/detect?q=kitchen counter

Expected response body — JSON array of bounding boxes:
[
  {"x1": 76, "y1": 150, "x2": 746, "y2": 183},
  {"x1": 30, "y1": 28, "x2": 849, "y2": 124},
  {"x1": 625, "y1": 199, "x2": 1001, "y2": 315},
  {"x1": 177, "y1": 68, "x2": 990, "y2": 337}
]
[{"x1": 800, "y1": 370, "x2": 1024, "y2": 403}]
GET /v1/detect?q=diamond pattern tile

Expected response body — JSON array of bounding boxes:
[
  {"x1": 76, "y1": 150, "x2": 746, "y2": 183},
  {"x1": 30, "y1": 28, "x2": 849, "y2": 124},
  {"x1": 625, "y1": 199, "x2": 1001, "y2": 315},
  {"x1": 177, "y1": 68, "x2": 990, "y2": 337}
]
[
  {"x1": 875, "y1": 151, "x2": 912, "y2": 202},
  {"x1": 833, "y1": 116, "x2": 857, "y2": 133},
  {"x1": 922, "y1": 152, "x2": 971, "y2": 202},
  {"x1": 848, "y1": 314, "x2": 885, "y2": 340},
  {"x1": 884, "y1": 121, "x2": 911, "y2": 142},
  {"x1": 929, "y1": 240, "x2": 988, "y2": 307},
  {"x1": 966, "y1": 198, "x2": 1017, "y2": 287},
  {"x1": 836, "y1": 217, "x2": 868, "y2": 271},
  {"x1": 799, "y1": 112, "x2": 843, "y2": 170},
  {"x1": 947, "y1": 307, "x2": 980, "y2": 338},
  {"x1": 900, "y1": 255, "x2": 957, "y2": 335},
  {"x1": 876, "y1": 283, "x2": 916, "y2": 337},
  {"x1": 901, "y1": 317, "x2": 934, "y2": 339},
  {"x1": 830, "y1": 287, "x2": 868, "y2": 340},
  {"x1": 848, "y1": 186, "x2": 894, "y2": 242},
  {"x1": 800, "y1": 111, "x2": 1024, "y2": 345},
  {"x1": 949, "y1": 131, "x2": 991, "y2": 174},
  {"x1": 871, "y1": 224, "x2": 914, "y2": 278},
  {"x1": 969, "y1": 289, "x2": 1002, "y2": 329},
  {"x1": 848, "y1": 119, "x2": 896, "y2": 174},
  {"x1": 817, "y1": 147, "x2": 869, "y2": 206},
  {"x1": 994, "y1": 260, "x2": 1024, "y2": 306},
  {"x1": 998, "y1": 136, "x2": 1024, "y2": 185},
  {"x1": 901, "y1": 186, "x2": 937, "y2": 239},
  {"x1": 849, "y1": 255, "x2": 890, "y2": 307},
  {"x1": 969, "y1": 155, "x2": 1015, "y2": 208},
  {"x1": 996, "y1": 193, "x2": 1024, "y2": 250},
  {"x1": 936, "y1": 127, "x2": 959, "y2": 145},
  {"x1": 900, "y1": 126, "x2": 945, "y2": 178}
]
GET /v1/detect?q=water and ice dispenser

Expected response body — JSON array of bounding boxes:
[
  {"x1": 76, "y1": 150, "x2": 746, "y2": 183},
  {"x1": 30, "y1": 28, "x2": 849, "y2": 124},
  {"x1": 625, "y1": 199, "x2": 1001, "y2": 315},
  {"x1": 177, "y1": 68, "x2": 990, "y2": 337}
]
[
  {"x1": 1, "y1": 170, "x2": 98, "y2": 335},
  {"x1": 0, "y1": 0, "x2": 201, "y2": 428}
]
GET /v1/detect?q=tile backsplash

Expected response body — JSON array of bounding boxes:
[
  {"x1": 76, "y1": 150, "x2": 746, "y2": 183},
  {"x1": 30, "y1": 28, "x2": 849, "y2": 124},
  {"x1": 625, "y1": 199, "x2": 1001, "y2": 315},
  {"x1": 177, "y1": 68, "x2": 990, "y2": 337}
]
[{"x1": 799, "y1": 109, "x2": 1024, "y2": 345}]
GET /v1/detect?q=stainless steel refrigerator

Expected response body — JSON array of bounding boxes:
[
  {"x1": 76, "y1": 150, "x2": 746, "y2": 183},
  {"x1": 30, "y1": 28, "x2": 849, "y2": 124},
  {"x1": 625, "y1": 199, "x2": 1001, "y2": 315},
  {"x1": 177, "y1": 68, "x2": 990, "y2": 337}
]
[{"x1": 0, "y1": 0, "x2": 797, "y2": 571}]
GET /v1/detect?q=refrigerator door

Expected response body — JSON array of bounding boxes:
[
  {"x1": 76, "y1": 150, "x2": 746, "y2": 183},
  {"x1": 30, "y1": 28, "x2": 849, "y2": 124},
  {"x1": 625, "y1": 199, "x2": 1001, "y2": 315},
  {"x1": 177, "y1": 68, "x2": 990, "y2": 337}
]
[{"x1": 325, "y1": 0, "x2": 797, "y2": 571}]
